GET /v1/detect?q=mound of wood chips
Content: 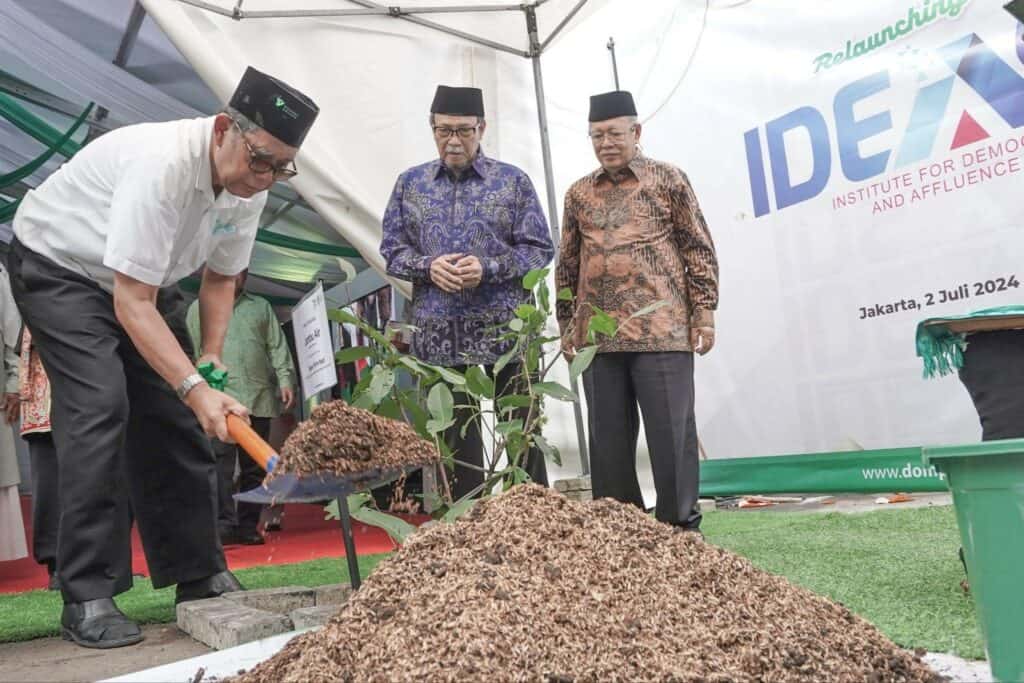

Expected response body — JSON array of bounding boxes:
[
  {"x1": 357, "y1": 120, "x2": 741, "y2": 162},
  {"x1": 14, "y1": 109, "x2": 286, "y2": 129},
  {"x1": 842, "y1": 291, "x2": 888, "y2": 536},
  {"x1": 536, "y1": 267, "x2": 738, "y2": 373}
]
[
  {"x1": 274, "y1": 400, "x2": 438, "y2": 478},
  {"x1": 236, "y1": 485, "x2": 941, "y2": 682}
]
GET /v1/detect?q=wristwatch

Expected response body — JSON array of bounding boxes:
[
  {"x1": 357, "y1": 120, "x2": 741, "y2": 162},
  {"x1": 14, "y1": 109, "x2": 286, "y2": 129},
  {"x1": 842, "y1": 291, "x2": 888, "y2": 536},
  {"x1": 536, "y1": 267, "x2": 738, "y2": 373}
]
[{"x1": 176, "y1": 373, "x2": 207, "y2": 401}]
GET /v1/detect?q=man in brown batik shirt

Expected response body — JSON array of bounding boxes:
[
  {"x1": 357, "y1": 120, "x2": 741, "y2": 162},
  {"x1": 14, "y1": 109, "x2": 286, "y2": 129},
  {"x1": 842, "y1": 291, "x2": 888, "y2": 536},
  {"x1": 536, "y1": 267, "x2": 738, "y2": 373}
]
[{"x1": 555, "y1": 90, "x2": 719, "y2": 531}]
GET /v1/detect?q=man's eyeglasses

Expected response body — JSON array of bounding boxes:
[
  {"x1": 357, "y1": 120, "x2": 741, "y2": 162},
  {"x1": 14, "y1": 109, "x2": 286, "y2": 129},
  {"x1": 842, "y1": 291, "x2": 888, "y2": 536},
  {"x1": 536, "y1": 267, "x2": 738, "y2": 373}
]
[
  {"x1": 588, "y1": 126, "x2": 636, "y2": 143},
  {"x1": 433, "y1": 125, "x2": 479, "y2": 140},
  {"x1": 234, "y1": 121, "x2": 298, "y2": 179}
]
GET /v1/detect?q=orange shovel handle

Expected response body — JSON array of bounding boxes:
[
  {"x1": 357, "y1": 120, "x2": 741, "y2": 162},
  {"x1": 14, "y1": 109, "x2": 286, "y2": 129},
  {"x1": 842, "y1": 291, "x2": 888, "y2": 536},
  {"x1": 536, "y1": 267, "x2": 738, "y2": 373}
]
[{"x1": 226, "y1": 414, "x2": 279, "y2": 472}]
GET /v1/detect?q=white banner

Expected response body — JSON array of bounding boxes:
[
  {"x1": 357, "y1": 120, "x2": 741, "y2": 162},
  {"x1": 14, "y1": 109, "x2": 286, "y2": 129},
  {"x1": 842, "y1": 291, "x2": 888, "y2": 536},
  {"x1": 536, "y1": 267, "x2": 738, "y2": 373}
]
[
  {"x1": 623, "y1": 0, "x2": 1024, "y2": 458},
  {"x1": 291, "y1": 282, "x2": 337, "y2": 401}
]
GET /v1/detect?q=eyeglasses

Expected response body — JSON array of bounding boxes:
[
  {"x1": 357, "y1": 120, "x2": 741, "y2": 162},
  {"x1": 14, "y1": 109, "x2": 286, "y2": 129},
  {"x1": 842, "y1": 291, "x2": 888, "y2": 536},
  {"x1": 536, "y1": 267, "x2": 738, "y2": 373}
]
[
  {"x1": 433, "y1": 125, "x2": 479, "y2": 140},
  {"x1": 588, "y1": 126, "x2": 636, "y2": 143},
  {"x1": 234, "y1": 121, "x2": 298, "y2": 179}
]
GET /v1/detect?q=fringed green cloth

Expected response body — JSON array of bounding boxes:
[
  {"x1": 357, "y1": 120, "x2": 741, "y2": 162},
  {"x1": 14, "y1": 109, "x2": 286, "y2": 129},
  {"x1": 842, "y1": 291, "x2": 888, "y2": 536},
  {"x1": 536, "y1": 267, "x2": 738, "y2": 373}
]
[
  {"x1": 197, "y1": 362, "x2": 228, "y2": 390},
  {"x1": 916, "y1": 305, "x2": 1024, "y2": 379}
]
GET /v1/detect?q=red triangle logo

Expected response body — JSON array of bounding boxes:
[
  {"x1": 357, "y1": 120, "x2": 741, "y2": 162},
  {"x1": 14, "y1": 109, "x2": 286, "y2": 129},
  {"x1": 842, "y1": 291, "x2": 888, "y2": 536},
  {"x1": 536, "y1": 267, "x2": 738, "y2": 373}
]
[{"x1": 950, "y1": 111, "x2": 989, "y2": 149}]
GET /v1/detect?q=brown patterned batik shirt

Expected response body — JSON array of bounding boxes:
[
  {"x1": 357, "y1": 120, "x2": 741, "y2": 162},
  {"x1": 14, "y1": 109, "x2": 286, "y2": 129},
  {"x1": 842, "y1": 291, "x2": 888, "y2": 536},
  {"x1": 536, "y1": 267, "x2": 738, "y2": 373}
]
[{"x1": 555, "y1": 155, "x2": 719, "y2": 353}]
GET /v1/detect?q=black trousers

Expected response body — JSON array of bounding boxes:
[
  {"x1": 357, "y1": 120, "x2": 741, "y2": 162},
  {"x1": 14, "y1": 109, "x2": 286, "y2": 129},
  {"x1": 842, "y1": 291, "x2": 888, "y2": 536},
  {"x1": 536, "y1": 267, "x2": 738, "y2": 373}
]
[
  {"x1": 958, "y1": 329, "x2": 1024, "y2": 440},
  {"x1": 26, "y1": 432, "x2": 60, "y2": 574},
  {"x1": 582, "y1": 351, "x2": 701, "y2": 529},
  {"x1": 8, "y1": 239, "x2": 225, "y2": 602},
  {"x1": 444, "y1": 363, "x2": 549, "y2": 501},
  {"x1": 214, "y1": 416, "x2": 270, "y2": 534}
]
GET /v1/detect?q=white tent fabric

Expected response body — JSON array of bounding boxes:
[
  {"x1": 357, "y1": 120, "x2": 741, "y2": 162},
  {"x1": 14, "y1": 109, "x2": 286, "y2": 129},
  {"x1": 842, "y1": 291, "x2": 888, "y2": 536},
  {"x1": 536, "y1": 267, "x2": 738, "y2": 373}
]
[{"x1": 140, "y1": 0, "x2": 610, "y2": 295}]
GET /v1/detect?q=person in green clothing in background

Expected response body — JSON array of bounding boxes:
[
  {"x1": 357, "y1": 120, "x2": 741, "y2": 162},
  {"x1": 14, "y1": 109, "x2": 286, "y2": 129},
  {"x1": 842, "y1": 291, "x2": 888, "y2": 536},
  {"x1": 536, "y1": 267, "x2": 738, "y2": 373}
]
[{"x1": 187, "y1": 268, "x2": 296, "y2": 545}]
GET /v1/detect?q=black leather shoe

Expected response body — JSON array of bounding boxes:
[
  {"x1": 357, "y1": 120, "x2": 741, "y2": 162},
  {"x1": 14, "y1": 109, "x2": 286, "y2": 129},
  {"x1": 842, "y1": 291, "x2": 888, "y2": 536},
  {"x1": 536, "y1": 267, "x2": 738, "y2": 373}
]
[
  {"x1": 235, "y1": 529, "x2": 265, "y2": 546},
  {"x1": 175, "y1": 570, "x2": 244, "y2": 605},
  {"x1": 219, "y1": 530, "x2": 242, "y2": 546},
  {"x1": 61, "y1": 599, "x2": 143, "y2": 649}
]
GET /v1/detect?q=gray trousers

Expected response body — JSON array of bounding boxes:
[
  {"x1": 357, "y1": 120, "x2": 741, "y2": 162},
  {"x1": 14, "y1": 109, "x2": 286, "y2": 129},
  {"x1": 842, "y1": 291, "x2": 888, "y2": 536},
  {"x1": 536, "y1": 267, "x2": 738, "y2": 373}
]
[{"x1": 582, "y1": 351, "x2": 701, "y2": 529}]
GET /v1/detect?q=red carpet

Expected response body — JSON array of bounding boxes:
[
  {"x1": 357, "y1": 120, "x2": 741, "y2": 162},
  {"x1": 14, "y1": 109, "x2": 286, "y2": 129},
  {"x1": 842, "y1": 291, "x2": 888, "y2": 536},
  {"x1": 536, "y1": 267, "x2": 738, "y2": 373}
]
[{"x1": 0, "y1": 496, "x2": 417, "y2": 594}]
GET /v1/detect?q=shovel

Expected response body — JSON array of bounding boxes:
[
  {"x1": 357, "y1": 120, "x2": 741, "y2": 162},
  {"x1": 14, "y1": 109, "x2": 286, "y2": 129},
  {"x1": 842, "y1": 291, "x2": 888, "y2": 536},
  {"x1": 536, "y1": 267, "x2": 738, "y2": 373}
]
[{"x1": 226, "y1": 414, "x2": 415, "y2": 589}]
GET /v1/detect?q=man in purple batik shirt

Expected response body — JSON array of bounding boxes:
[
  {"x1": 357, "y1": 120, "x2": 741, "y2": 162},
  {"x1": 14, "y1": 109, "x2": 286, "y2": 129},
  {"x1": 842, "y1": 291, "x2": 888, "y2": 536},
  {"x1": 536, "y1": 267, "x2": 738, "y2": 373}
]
[{"x1": 380, "y1": 85, "x2": 554, "y2": 500}]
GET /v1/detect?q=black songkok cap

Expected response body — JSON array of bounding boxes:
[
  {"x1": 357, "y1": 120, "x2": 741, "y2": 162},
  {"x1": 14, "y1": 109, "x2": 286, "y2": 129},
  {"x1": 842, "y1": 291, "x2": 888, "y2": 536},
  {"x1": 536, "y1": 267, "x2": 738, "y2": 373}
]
[
  {"x1": 229, "y1": 66, "x2": 319, "y2": 148},
  {"x1": 588, "y1": 90, "x2": 638, "y2": 122},
  {"x1": 1005, "y1": 0, "x2": 1024, "y2": 23},
  {"x1": 430, "y1": 85, "x2": 485, "y2": 117}
]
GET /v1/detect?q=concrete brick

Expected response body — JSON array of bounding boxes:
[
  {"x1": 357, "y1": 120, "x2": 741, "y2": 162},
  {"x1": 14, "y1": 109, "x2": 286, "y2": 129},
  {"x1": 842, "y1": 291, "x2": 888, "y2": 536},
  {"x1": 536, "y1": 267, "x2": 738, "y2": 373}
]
[
  {"x1": 177, "y1": 598, "x2": 293, "y2": 650},
  {"x1": 315, "y1": 583, "x2": 353, "y2": 607},
  {"x1": 563, "y1": 489, "x2": 593, "y2": 503},
  {"x1": 698, "y1": 498, "x2": 717, "y2": 512},
  {"x1": 554, "y1": 476, "x2": 591, "y2": 493},
  {"x1": 223, "y1": 586, "x2": 316, "y2": 614},
  {"x1": 290, "y1": 605, "x2": 341, "y2": 630}
]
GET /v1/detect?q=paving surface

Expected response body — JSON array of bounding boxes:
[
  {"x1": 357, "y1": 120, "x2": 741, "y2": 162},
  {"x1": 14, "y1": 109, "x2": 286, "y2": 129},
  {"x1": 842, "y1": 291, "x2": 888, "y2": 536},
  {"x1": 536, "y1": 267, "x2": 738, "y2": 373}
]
[{"x1": 0, "y1": 624, "x2": 210, "y2": 683}]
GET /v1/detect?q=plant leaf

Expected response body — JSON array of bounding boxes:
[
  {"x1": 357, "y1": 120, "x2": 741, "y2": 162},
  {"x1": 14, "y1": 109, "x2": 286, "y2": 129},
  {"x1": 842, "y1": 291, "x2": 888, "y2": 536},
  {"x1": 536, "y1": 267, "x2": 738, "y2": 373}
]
[
  {"x1": 335, "y1": 346, "x2": 375, "y2": 365},
  {"x1": 397, "y1": 355, "x2": 430, "y2": 377},
  {"x1": 399, "y1": 393, "x2": 430, "y2": 438},
  {"x1": 327, "y1": 309, "x2": 360, "y2": 325},
  {"x1": 342, "y1": 493, "x2": 417, "y2": 544},
  {"x1": 425, "y1": 418, "x2": 455, "y2": 435},
  {"x1": 495, "y1": 418, "x2": 525, "y2": 436},
  {"x1": 534, "y1": 434, "x2": 562, "y2": 466},
  {"x1": 569, "y1": 345, "x2": 599, "y2": 382},
  {"x1": 626, "y1": 299, "x2": 670, "y2": 320},
  {"x1": 427, "y1": 382, "x2": 454, "y2": 423},
  {"x1": 508, "y1": 318, "x2": 524, "y2": 332},
  {"x1": 496, "y1": 394, "x2": 533, "y2": 411},
  {"x1": 557, "y1": 287, "x2": 574, "y2": 301},
  {"x1": 435, "y1": 366, "x2": 467, "y2": 386},
  {"x1": 493, "y1": 343, "x2": 519, "y2": 375},
  {"x1": 352, "y1": 392, "x2": 377, "y2": 410},
  {"x1": 522, "y1": 268, "x2": 549, "y2": 291},
  {"x1": 464, "y1": 366, "x2": 495, "y2": 399},
  {"x1": 377, "y1": 396, "x2": 403, "y2": 420},
  {"x1": 533, "y1": 381, "x2": 577, "y2": 402},
  {"x1": 442, "y1": 496, "x2": 479, "y2": 523},
  {"x1": 368, "y1": 366, "x2": 395, "y2": 404},
  {"x1": 515, "y1": 304, "x2": 537, "y2": 319}
]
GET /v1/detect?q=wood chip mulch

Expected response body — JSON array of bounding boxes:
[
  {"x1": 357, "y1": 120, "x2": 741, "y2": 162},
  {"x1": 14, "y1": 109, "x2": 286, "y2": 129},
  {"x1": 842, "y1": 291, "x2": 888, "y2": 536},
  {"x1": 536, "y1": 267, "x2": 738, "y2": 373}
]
[
  {"x1": 272, "y1": 400, "x2": 438, "y2": 479},
  {"x1": 235, "y1": 484, "x2": 942, "y2": 682}
]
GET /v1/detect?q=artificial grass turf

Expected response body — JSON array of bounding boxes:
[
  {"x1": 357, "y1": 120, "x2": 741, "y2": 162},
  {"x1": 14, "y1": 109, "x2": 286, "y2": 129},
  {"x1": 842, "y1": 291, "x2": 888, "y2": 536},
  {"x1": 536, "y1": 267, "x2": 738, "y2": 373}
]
[
  {"x1": 703, "y1": 505, "x2": 983, "y2": 659},
  {"x1": 0, "y1": 554, "x2": 389, "y2": 643}
]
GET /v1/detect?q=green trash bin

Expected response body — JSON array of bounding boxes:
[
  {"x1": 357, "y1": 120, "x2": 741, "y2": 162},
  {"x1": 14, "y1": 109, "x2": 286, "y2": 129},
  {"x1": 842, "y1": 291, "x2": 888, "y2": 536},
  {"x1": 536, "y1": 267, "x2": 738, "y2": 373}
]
[{"x1": 923, "y1": 438, "x2": 1024, "y2": 682}]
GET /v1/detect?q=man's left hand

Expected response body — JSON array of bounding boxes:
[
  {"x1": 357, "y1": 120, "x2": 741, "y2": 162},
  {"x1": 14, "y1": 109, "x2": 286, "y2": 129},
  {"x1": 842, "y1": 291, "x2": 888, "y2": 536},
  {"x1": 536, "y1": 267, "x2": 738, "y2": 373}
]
[
  {"x1": 280, "y1": 386, "x2": 295, "y2": 411},
  {"x1": 690, "y1": 326, "x2": 715, "y2": 355},
  {"x1": 3, "y1": 393, "x2": 19, "y2": 425},
  {"x1": 455, "y1": 255, "x2": 483, "y2": 289}
]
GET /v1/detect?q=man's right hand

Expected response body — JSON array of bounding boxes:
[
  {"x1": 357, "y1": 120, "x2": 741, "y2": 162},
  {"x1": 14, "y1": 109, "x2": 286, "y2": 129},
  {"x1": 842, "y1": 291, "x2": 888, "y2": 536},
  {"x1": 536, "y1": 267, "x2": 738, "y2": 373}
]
[
  {"x1": 184, "y1": 383, "x2": 249, "y2": 442},
  {"x1": 560, "y1": 330, "x2": 576, "y2": 362},
  {"x1": 429, "y1": 254, "x2": 465, "y2": 293}
]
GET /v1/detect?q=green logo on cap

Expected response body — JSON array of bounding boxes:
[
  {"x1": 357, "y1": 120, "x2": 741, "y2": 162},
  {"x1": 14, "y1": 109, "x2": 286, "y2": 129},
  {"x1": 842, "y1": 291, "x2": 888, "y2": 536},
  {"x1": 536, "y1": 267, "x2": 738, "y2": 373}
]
[{"x1": 273, "y1": 94, "x2": 299, "y2": 120}]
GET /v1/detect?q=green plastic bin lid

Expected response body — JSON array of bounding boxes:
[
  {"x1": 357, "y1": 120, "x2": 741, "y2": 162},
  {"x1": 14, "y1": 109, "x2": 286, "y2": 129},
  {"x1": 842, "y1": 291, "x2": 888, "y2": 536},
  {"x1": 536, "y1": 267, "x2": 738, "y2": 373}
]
[{"x1": 923, "y1": 437, "x2": 1024, "y2": 465}]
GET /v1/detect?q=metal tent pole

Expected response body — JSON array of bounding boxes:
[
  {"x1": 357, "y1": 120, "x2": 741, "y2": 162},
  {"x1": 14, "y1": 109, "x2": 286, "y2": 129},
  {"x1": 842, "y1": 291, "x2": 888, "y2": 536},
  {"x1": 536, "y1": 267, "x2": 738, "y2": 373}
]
[{"x1": 525, "y1": 5, "x2": 590, "y2": 476}]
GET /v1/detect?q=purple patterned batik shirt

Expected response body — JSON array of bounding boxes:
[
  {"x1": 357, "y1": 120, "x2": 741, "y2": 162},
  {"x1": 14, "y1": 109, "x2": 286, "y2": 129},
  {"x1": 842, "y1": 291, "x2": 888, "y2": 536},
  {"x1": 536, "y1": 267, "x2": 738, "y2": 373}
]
[{"x1": 380, "y1": 151, "x2": 554, "y2": 367}]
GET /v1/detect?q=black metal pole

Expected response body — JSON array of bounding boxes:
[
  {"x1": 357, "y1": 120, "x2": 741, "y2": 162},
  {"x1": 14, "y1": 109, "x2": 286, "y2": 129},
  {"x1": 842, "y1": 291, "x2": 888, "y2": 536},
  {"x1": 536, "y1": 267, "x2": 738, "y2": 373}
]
[
  {"x1": 607, "y1": 37, "x2": 620, "y2": 90},
  {"x1": 526, "y1": 5, "x2": 591, "y2": 476},
  {"x1": 336, "y1": 497, "x2": 362, "y2": 590}
]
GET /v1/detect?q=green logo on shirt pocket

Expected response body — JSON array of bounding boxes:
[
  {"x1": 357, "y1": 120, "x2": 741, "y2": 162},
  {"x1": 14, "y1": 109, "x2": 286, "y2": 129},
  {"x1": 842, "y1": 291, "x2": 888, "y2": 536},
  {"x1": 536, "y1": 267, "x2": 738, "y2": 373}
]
[{"x1": 212, "y1": 219, "x2": 237, "y2": 236}]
